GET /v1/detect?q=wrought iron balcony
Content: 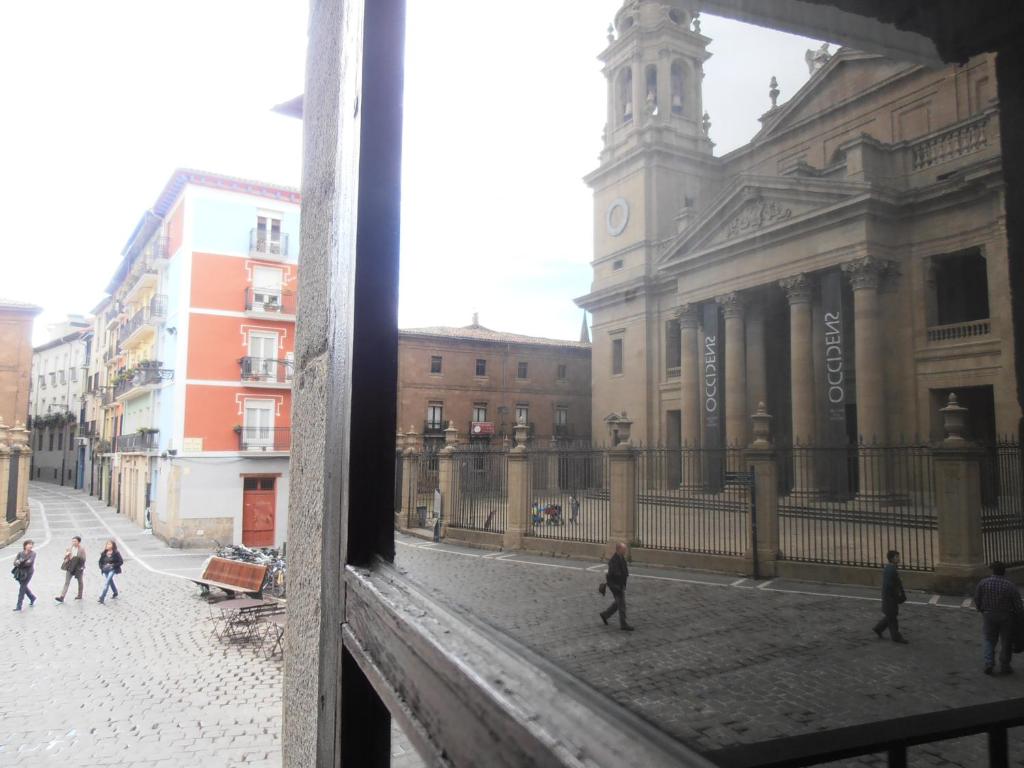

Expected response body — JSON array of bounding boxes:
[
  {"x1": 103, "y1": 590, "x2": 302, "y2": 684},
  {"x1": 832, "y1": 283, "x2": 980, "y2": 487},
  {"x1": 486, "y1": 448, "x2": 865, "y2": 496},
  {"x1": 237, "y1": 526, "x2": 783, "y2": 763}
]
[
  {"x1": 249, "y1": 229, "x2": 290, "y2": 258},
  {"x1": 554, "y1": 424, "x2": 572, "y2": 437},
  {"x1": 116, "y1": 430, "x2": 159, "y2": 453},
  {"x1": 238, "y1": 426, "x2": 291, "y2": 452},
  {"x1": 117, "y1": 295, "x2": 167, "y2": 347},
  {"x1": 113, "y1": 365, "x2": 174, "y2": 400},
  {"x1": 240, "y1": 356, "x2": 293, "y2": 385},
  {"x1": 424, "y1": 420, "x2": 446, "y2": 436},
  {"x1": 244, "y1": 288, "x2": 296, "y2": 315}
]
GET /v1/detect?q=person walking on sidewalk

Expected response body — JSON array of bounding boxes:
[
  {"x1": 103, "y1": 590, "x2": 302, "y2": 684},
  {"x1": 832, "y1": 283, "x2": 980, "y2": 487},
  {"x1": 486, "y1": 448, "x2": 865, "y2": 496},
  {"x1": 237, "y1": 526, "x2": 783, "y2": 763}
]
[
  {"x1": 97, "y1": 540, "x2": 124, "y2": 604},
  {"x1": 872, "y1": 549, "x2": 908, "y2": 643},
  {"x1": 600, "y1": 541, "x2": 634, "y2": 631},
  {"x1": 12, "y1": 539, "x2": 36, "y2": 611},
  {"x1": 55, "y1": 536, "x2": 87, "y2": 603},
  {"x1": 974, "y1": 561, "x2": 1023, "y2": 675}
]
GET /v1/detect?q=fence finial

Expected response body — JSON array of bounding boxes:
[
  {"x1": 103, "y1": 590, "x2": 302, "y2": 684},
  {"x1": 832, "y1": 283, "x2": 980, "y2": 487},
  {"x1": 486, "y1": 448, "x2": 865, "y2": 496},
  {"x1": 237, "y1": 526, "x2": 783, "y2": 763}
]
[
  {"x1": 749, "y1": 402, "x2": 773, "y2": 449},
  {"x1": 940, "y1": 392, "x2": 969, "y2": 445}
]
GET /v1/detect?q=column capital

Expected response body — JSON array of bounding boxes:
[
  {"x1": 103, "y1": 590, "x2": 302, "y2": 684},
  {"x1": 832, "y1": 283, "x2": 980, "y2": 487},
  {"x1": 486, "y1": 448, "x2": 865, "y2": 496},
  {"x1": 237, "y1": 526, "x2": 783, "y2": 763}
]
[
  {"x1": 779, "y1": 273, "x2": 814, "y2": 305},
  {"x1": 673, "y1": 303, "x2": 700, "y2": 328},
  {"x1": 716, "y1": 291, "x2": 746, "y2": 319},
  {"x1": 842, "y1": 256, "x2": 892, "y2": 291}
]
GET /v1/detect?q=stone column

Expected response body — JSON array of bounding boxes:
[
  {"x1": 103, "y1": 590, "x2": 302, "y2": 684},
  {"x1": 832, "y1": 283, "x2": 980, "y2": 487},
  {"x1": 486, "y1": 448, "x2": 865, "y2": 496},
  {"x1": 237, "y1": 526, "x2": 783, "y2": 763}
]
[
  {"x1": 400, "y1": 449, "x2": 419, "y2": 529},
  {"x1": 843, "y1": 257, "x2": 888, "y2": 496},
  {"x1": 504, "y1": 446, "x2": 529, "y2": 550},
  {"x1": 607, "y1": 443, "x2": 637, "y2": 556},
  {"x1": 676, "y1": 304, "x2": 701, "y2": 488},
  {"x1": 745, "y1": 299, "x2": 768, "y2": 418},
  {"x1": 933, "y1": 394, "x2": 987, "y2": 591},
  {"x1": 12, "y1": 427, "x2": 31, "y2": 525},
  {"x1": 0, "y1": 423, "x2": 11, "y2": 541},
  {"x1": 438, "y1": 446, "x2": 457, "y2": 536},
  {"x1": 780, "y1": 274, "x2": 816, "y2": 493},
  {"x1": 744, "y1": 404, "x2": 780, "y2": 578},
  {"x1": 718, "y1": 292, "x2": 748, "y2": 454}
]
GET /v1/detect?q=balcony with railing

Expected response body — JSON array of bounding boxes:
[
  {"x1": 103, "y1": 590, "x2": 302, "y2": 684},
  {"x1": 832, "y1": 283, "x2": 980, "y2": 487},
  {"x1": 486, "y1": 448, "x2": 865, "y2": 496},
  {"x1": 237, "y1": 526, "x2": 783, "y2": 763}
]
[
  {"x1": 100, "y1": 387, "x2": 116, "y2": 407},
  {"x1": 926, "y1": 318, "x2": 992, "y2": 343},
  {"x1": 424, "y1": 420, "x2": 446, "y2": 436},
  {"x1": 240, "y1": 356, "x2": 293, "y2": 386},
  {"x1": 237, "y1": 426, "x2": 291, "y2": 452},
  {"x1": 116, "y1": 430, "x2": 159, "y2": 453},
  {"x1": 114, "y1": 364, "x2": 174, "y2": 401},
  {"x1": 244, "y1": 288, "x2": 297, "y2": 317},
  {"x1": 249, "y1": 229, "x2": 290, "y2": 259},
  {"x1": 118, "y1": 295, "x2": 168, "y2": 349}
]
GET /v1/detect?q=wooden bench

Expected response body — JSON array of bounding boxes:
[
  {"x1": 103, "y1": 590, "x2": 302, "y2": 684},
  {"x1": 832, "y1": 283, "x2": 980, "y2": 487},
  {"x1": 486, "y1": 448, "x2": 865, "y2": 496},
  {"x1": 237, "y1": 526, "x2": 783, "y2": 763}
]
[{"x1": 192, "y1": 556, "x2": 268, "y2": 599}]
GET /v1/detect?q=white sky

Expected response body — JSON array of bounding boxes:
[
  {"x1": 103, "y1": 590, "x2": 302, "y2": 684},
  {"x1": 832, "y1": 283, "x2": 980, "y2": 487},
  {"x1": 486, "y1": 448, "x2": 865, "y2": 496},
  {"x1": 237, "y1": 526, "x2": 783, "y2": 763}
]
[{"x1": 1, "y1": 1, "x2": 823, "y2": 346}]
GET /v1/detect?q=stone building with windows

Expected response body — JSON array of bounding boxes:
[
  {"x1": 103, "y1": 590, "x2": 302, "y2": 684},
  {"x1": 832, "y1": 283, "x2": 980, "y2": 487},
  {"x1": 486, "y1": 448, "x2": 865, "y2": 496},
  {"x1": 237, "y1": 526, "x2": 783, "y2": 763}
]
[
  {"x1": 397, "y1": 316, "x2": 592, "y2": 448},
  {"x1": 577, "y1": 0, "x2": 1018, "y2": 457}
]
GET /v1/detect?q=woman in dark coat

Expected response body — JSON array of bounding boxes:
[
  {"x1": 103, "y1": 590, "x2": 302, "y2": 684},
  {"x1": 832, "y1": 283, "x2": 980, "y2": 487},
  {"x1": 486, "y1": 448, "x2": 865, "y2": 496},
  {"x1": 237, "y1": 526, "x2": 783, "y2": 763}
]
[
  {"x1": 12, "y1": 539, "x2": 36, "y2": 611},
  {"x1": 98, "y1": 540, "x2": 124, "y2": 604}
]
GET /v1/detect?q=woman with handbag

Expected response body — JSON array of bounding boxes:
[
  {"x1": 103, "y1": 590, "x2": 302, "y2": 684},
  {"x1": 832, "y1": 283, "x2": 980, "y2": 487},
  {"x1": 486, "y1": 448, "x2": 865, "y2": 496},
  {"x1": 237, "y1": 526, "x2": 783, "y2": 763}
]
[
  {"x1": 55, "y1": 536, "x2": 86, "y2": 603},
  {"x1": 12, "y1": 539, "x2": 36, "y2": 611},
  {"x1": 97, "y1": 540, "x2": 124, "y2": 604}
]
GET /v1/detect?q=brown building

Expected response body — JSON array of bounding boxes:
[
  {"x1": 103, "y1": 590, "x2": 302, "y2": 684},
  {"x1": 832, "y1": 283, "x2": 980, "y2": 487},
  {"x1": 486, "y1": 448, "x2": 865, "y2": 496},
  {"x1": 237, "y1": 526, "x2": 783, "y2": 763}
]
[
  {"x1": 397, "y1": 317, "x2": 592, "y2": 447},
  {"x1": 0, "y1": 299, "x2": 42, "y2": 430},
  {"x1": 0, "y1": 298, "x2": 40, "y2": 547}
]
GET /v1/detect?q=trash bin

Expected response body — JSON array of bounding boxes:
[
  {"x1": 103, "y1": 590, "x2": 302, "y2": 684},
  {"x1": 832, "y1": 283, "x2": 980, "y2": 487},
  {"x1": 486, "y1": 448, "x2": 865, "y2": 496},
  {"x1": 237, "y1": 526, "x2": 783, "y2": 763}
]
[{"x1": 416, "y1": 505, "x2": 428, "y2": 527}]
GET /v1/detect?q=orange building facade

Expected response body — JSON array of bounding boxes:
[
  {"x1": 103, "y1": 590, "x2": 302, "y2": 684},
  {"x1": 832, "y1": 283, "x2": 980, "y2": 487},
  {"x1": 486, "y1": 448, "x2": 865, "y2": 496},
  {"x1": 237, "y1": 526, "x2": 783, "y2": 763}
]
[{"x1": 93, "y1": 170, "x2": 300, "y2": 548}]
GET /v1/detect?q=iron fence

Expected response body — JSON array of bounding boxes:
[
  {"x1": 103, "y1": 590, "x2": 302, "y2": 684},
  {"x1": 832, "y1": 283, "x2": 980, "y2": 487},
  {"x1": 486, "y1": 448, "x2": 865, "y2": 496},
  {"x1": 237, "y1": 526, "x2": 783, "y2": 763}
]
[
  {"x1": 778, "y1": 444, "x2": 936, "y2": 571},
  {"x1": 982, "y1": 439, "x2": 1024, "y2": 566},
  {"x1": 405, "y1": 450, "x2": 439, "y2": 528},
  {"x1": 635, "y1": 448, "x2": 750, "y2": 555},
  {"x1": 527, "y1": 449, "x2": 609, "y2": 544},
  {"x1": 449, "y1": 450, "x2": 508, "y2": 533}
]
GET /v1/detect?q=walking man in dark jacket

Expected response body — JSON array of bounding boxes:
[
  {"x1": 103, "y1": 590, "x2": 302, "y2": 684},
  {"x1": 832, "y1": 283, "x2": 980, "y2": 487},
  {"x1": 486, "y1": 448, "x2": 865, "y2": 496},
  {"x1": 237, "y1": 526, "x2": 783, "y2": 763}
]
[
  {"x1": 600, "y1": 542, "x2": 634, "y2": 631},
  {"x1": 974, "y1": 561, "x2": 1023, "y2": 675},
  {"x1": 872, "y1": 549, "x2": 908, "y2": 643},
  {"x1": 12, "y1": 539, "x2": 36, "y2": 611},
  {"x1": 55, "y1": 536, "x2": 86, "y2": 603}
]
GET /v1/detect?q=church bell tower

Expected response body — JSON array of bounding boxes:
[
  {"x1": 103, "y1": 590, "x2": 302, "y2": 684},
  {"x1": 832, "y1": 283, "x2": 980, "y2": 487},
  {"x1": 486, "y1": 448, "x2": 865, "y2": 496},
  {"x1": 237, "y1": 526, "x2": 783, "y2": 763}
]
[{"x1": 587, "y1": 0, "x2": 717, "y2": 290}]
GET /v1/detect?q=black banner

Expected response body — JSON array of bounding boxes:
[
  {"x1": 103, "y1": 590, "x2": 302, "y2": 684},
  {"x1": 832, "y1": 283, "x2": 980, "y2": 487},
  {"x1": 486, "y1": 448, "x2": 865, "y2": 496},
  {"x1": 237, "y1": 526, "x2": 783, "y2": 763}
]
[
  {"x1": 702, "y1": 303, "x2": 723, "y2": 491},
  {"x1": 820, "y1": 271, "x2": 849, "y2": 490}
]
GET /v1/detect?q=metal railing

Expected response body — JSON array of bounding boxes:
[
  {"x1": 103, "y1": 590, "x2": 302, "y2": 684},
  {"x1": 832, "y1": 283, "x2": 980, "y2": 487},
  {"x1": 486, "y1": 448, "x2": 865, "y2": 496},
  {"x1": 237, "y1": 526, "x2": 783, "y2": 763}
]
[
  {"x1": 115, "y1": 431, "x2": 159, "y2": 453},
  {"x1": 238, "y1": 427, "x2": 291, "y2": 452},
  {"x1": 449, "y1": 450, "x2": 508, "y2": 533},
  {"x1": 117, "y1": 295, "x2": 167, "y2": 345},
  {"x1": 406, "y1": 451, "x2": 439, "y2": 527},
  {"x1": 777, "y1": 443, "x2": 937, "y2": 571},
  {"x1": 981, "y1": 439, "x2": 1024, "y2": 566},
  {"x1": 240, "y1": 356, "x2": 293, "y2": 384},
  {"x1": 635, "y1": 448, "x2": 750, "y2": 555},
  {"x1": 113, "y1": 366, "x2": 173, "y2": 399},
  {"x1": 926, "y1": 318, "x2": 991, "y2": 342},
  {"x1": 244, "y1": 288, "x2": 296, "y2": 314},
  {"x1": 423, "y1": 420, "x2": 445, "y2": 436},
  {"x1": 527, "y1": 449, "x2": 609, "y2": 544},
  {"x1": 249, "y1": 229, "x2": 290, "y2": 257}
]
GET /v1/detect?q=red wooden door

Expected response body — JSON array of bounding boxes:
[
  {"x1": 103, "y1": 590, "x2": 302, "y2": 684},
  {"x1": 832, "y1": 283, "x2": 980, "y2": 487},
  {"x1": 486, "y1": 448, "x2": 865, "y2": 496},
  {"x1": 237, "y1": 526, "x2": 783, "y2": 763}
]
[{"x1": 242, "y1": 477, "x2": 276, "y2": 547}]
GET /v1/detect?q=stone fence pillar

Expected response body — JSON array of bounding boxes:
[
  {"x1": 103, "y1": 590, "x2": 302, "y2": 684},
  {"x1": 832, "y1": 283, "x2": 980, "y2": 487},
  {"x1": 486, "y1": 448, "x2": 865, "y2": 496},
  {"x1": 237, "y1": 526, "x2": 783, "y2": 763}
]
[
  {"x1": 0, "y1": 423, "x2": 11, "y2": 533},
  {"x1": 744, "y1": 404, "x2": 780, "y2": 579},
  {"x1": 504, "y1": 446, "x2": 529, "y2": 550},
  {"x1": 400, "y1": 449, "x2": 419, "y2": 529},
  {"x1": 933, "y1": 394, "x2": 987, "y2": 590},
  {"x1": 438, "y1": 446, "x2": 457, "y2": 537},
  {"x1": 607, "y1": 443, "x2": 637, "y2": 556}
]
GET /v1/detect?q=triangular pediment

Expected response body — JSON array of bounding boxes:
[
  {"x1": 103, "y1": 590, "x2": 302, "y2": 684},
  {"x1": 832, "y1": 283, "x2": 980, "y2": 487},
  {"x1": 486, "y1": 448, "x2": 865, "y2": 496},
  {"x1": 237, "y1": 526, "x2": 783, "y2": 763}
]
[
  {"x1": 755, "y1": 50, "x2": 918, "y2": 142},
  {"x1": 658, "y1": 175, "x2": 872, "y2": 265}
]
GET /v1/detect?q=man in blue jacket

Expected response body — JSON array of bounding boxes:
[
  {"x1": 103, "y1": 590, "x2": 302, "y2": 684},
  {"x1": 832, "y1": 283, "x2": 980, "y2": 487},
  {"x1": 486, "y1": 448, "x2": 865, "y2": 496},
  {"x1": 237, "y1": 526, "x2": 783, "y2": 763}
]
[{"x1": 872, "y1": 549, "x2": 908, "y2": 643}]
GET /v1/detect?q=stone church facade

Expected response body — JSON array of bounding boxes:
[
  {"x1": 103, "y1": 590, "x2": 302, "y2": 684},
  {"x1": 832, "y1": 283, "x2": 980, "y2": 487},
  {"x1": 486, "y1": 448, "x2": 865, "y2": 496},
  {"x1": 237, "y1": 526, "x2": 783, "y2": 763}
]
[{"x1": 577, "y1": 0, "x2": 1018, "y2": 455}]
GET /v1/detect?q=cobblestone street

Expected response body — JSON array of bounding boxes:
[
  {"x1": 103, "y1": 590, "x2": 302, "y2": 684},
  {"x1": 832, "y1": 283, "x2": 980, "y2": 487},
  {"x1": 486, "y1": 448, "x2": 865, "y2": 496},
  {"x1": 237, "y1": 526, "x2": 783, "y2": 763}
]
[
  {"x1": 395, "y1": 534, "x2": 1024, "y2": 767},
  {"x1": 0, "y1": 484, "x2": 422, "y2": 768}
]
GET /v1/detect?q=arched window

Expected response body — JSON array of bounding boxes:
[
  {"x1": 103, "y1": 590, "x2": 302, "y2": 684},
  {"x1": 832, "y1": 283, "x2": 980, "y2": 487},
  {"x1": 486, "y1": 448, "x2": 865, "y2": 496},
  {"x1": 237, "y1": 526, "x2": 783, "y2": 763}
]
[
  {"x1": 645, "y1": 65, "x2": 658, "y2": 116},
  {"x1": 671, "y1": 61, "x2": 684, "y2": 115},
  {"x1": 619, "y1": 67, "x2": 633, "y2": 124}
]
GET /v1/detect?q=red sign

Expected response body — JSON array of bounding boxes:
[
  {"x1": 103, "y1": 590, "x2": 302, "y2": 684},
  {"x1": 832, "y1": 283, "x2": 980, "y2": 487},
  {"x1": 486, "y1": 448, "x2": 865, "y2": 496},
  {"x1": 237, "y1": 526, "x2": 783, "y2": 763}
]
[{"x1": 471, "y1": 422, "x2": 495, "y2": 436}]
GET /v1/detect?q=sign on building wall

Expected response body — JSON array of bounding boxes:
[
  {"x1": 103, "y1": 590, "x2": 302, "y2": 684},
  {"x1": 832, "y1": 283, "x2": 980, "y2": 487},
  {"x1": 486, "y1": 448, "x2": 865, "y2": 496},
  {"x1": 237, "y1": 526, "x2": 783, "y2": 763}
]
[
  {"x1": 702, "y1": 303, "x2": 723, "y2": 491},
  {"x1": 820, "y1": 271, "x2": 849, "y2": 490}
]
